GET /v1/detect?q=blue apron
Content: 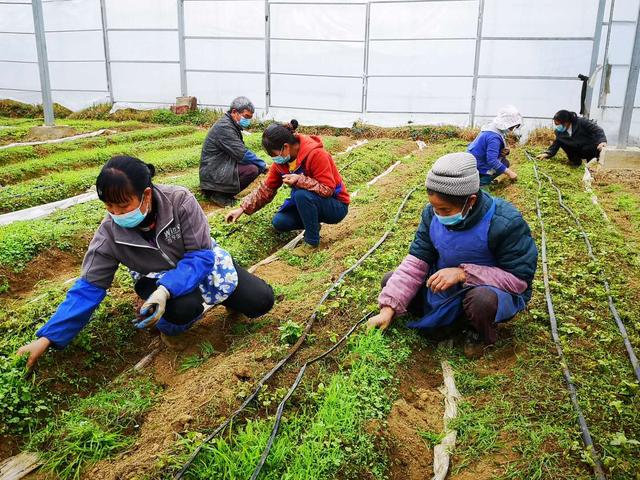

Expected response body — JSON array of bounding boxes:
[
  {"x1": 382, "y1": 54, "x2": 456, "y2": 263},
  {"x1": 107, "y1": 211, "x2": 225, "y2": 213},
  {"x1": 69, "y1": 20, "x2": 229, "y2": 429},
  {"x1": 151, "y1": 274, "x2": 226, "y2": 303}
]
[
  {"x1": 277, "y1": 162, "x2": 344, "y2": 213},
  {"x1": 407, "y1": 199, "x2": 526, "y2": 331}
]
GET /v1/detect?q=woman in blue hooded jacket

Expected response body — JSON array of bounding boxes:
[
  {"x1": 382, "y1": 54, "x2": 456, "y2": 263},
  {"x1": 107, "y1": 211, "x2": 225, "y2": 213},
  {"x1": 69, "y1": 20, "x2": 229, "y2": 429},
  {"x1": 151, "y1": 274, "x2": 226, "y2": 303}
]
[{"x1": 468, "y1": 106, "x2": 522, "y2": 185}]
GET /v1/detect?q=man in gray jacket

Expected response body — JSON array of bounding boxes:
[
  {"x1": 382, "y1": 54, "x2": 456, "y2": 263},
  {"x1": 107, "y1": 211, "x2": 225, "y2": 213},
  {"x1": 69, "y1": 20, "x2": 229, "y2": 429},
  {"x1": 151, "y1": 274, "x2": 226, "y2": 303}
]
[{"x1": 199, "y1": 96, "x2": 267, "y2": 207}]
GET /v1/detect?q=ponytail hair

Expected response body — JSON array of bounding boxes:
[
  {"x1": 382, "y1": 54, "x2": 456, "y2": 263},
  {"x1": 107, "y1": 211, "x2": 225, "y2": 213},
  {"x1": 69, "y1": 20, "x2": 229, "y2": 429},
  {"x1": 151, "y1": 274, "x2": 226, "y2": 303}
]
[
  {"x1": 262, "y1": 119, "x2": 299, "y2": 154},
  {"x1": 553, "y1": 110, "x2": 578, "y2": 124},
  {"x1": 96, "y1": 155, "x2": 155, "y2": 204}
]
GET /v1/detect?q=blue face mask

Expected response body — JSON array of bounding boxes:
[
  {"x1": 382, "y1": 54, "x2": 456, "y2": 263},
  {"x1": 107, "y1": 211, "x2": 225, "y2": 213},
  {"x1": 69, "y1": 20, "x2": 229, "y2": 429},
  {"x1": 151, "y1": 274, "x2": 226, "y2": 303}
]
[
  {"x1": 109, "y1": 197, "x2": 148, "y2": 228},
  {"x1": 435, "y1": 211, "x2": 465, "y2": 226},
  {"x1": 555, "y1": 124, "x2": 567, "y2": 133},
  {"x1": 434, "y1": 197, "x2": 470, "y2": 226},
  {"x1": 272, "y1": 147, "x2": 291, "y2": 165},
  {"x1": 239, "y1": 117, "x2": 251, "y2": 128}
]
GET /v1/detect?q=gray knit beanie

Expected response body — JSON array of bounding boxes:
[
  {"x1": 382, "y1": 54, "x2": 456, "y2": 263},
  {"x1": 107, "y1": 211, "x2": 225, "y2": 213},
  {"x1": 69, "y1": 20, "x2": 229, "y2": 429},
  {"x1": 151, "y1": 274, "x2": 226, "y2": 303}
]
[{"x1": 426, "y1": 152, "x2": 479, "y2": 196}]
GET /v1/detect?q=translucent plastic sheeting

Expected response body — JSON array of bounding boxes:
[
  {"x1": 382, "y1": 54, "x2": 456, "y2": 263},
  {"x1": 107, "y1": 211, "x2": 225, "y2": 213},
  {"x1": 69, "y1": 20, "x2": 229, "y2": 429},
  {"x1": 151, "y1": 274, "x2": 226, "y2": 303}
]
[
  {"x1": 606, "y1": 22, "x2": 636, "y2": 65},
  {"x1": 109, "y1": 31, "x2": 179, "y2": 62},
  {"x1": 111, "y1": 63, "x2": 180, "y2": 103},
  {"x1": 42, "y1": 0, "x2": 101, "y2": 31},
  {"x1": 0, "y1": 34, "x2": 37, "y2": 62},
  {"x1": 367, "y1": 76, "x2": 472, "y2": 114},
  {"x1": 52, "y1": 91, "x2": 109, "y2": 110},
  {"x1": 45, "y1": 31, "x2": 104, "y2": 62},
  {"x1": 1, "y1": 62, "x2": 40, "y2": 91},
  {"x1": 271, "y1": 40, "x2": 363, "y2": 76},
  {"x1": 186, "y1": 39, "x2": 264, "y2": 72},
  {"x1": 49, "y1": 62, "x2": 107, "y2": 91},
  {"x1": 0, "y1": 2, "x2": 34, "y2": 33},
  {"x1": 271, "y1": 74, "x2": 362, "y2": 112},
  {"x1": 483, "y1": 0, "x2": 599, "y2": 38},
  {"x1": 602, "y1": 66, "x2": 640, "y2": 107},
  {"x1": 188, "y1": 71, "x2": 265, "y2": 109},
  {"x1": 269, "y1": 3, "x2": 366, "y2": 41},
  {"x1": 105, "y1": 0, "x2": 177, "y2": 30},
  {"x1": 475, "y1": 78, "x2": 581, "y2": 119},
  {"x1": 369, "y1": 0, "x2": 477, "y2": 39},
  {"x1": 479, "y1": 40, "x2": 593, "y2": 77},
  {"x1": 184, "y1": 0, "x2": 264, "y2": 37},
  {"x1": 368, "y1": 39, "x2": 475, "y2": 76},
  {"x1": 605, "y1": 0, "x2": 640, "y2": 21}
]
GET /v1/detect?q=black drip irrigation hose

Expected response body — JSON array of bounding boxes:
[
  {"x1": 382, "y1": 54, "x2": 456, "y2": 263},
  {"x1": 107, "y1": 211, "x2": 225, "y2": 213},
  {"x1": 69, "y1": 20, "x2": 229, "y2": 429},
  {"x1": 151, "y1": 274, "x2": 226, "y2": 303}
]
[
  {"x1": 530, "y1": 154, "x2": 607, "y2": 480},
  {"x1": 531, "y1": 155, "x2": 640, "y2": 382},
  {"x1": 173, "y1": 185, "x2": 420, "y2": 479},
  {"x1": 249, "y1": 312, "x2": 373, "y2": 480}
]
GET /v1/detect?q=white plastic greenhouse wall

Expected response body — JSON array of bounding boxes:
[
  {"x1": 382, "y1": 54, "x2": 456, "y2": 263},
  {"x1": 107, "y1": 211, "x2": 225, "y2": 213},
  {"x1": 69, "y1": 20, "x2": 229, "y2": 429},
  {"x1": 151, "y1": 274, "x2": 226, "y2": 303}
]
[{"x1": 1, "y1": 0, "x2": 639, "y2": 145}]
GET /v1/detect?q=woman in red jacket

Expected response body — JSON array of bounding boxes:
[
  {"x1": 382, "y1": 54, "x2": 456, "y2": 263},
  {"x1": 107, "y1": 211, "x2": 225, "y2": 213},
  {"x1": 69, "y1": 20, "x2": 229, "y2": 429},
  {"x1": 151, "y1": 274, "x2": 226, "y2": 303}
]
[{"x1": 226, "y1": 120, "x2": 350, "y2": 254}]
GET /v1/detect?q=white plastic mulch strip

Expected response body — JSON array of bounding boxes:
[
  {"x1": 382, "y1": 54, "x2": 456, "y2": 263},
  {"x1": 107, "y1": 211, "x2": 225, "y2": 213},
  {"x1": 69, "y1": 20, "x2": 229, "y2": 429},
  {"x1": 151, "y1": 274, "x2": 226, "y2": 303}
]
[
  {"x1": 0, "y1": 129, "x2": 110, "y2": 150},
  {"x1": 0, "y1": 452, "x2": 41, "y2": 480},
  {"x1": 0, "y1": 191, "x2": 98, "y2": 227},
  {"x1": 432, "y1": 358, "x2": 461, "y2": 480},
  {"x1": 582, "y1": 166, "x2": 609, "y2": 222},
  {"x1": 336, "y1": 139, "x2": 368, "y2": 156}
]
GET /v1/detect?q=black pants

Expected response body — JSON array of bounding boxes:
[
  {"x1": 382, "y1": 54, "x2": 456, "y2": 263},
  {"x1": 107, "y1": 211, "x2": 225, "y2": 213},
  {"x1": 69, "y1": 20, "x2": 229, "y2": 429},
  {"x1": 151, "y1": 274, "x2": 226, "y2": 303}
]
[
  {"x1": 560, "y1": 145, "x2": 599, "y2": 166},
  {"x1": 135, "y1": 261, "x2": 275, "y2": 325},
  {"x1": 381, "y1": 271, "x2": 499, "y2": 344}
]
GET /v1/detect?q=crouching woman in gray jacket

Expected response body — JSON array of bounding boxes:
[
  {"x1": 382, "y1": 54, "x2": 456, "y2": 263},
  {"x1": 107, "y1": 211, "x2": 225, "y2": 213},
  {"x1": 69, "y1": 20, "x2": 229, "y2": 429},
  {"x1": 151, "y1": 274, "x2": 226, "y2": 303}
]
[{"x1": 17, "y1": 155, "x2": 275, "y2": 368}]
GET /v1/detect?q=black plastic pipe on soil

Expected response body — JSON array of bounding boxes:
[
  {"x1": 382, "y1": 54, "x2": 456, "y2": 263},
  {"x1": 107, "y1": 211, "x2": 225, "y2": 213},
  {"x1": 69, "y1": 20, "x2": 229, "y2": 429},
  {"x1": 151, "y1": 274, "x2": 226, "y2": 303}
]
[
  {"x1": 533, "y1": 157, "x2": 640, "y2": 382},
  {"x1": 173, "y1": 185, "x2": 419, "y2": 480},
  {"x1": 529, "y1": 152, "x2": 607, "y2": 480},
  {"x1": 249, "y1": 312, "x2": 373, "y2": 480}
]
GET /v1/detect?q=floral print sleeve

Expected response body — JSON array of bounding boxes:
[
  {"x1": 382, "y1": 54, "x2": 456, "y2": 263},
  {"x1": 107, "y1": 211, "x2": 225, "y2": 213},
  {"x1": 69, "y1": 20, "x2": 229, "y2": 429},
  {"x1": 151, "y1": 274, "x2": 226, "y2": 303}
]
[{"x1": 129, "y1": 238, "x2": 238, "y2": 306}]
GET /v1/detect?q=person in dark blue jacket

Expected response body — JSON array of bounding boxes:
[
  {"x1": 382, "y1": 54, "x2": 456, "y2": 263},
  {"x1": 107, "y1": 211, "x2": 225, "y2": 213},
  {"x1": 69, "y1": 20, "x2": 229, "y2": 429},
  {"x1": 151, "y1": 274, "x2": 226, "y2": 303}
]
[
  {"x1": 368, "y1": 152, "x2": 537, "y2": 358},
  {"x1": 17, "y1": 156, "x2": 274, "y2": 368},
  {"x1": 468, "y1": 106, "x2": 522, "y2": 185}
]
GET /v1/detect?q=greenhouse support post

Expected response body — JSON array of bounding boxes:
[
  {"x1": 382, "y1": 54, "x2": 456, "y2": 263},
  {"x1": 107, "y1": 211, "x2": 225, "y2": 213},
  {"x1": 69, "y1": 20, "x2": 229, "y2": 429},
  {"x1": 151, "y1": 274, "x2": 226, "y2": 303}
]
[
  {"x1": 177, "y1": 0, "x2": 187, "y2": 97},
  {"x1": 617, "y1": 5, "x2": 640, "y2": 149},
  {"x1": 598, "y1": 0, "x2": 615, "y2": 107},
  {"x1": 469, "y1": 0, "x2": 484, "y2": 127},
  {"x1": 361, "y1": 1, "x2": 371, "y2": 117},
  {"x1": 584, "y1": 0, "x2": 606, "y2": 117},
  {"x1": 265, "y1": 0, "x2": 271, "y2": 114},
  {"x1": 99, "y1": 0, "x2": 114, "y2": 103},
  {"x1": 31, "y1": 0, "x2": 54, "y2": 126}
]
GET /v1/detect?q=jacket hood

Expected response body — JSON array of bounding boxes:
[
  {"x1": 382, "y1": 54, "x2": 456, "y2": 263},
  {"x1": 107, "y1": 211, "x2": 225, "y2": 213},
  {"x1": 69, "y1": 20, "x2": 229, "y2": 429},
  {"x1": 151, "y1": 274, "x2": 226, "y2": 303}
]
[{"x1": 296, "y1": 134, "x2": 324, "y2": 164}]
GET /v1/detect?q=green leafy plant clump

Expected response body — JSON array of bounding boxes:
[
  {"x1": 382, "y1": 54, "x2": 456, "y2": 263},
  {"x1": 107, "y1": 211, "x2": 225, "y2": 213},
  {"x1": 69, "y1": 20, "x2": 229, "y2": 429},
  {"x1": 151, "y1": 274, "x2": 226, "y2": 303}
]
[{"x1": 28, "y1": 376, "x2": 161, "y2": 480}]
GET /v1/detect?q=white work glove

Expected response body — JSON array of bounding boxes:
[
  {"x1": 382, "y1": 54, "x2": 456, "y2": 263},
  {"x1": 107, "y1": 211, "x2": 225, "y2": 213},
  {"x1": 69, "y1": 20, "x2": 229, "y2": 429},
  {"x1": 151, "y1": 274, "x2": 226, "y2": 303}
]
[{"x1": 134, "y1": 285, "x2": 170, "y2": 329}]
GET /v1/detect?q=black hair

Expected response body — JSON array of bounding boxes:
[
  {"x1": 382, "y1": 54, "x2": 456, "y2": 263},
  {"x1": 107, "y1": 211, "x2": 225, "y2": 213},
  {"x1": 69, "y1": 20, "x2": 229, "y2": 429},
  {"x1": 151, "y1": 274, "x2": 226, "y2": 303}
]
[
  {"x1": 427, "y1": 188, "x2": 478, "y2": 208},
  {"x1": 553, "y1": 110, "x2": 578, "y2": 124},
  {"x1": 96, "y1": 155, "x2": 155, "y2": 204},
  {"x1": 262, "y1": 119, "x2": 299, "y2": 154}
]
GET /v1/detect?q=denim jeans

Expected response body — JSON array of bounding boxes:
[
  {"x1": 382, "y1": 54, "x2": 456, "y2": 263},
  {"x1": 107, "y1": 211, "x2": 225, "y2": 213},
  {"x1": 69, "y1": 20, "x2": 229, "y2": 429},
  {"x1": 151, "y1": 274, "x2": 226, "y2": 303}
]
[{"x1": 272, "y1": 189, "x2": 348, "y2": 246}]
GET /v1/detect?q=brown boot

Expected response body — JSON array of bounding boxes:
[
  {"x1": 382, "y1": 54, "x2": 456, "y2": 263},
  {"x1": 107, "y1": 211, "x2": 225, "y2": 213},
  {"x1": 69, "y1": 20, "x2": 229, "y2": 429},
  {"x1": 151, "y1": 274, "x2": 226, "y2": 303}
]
[{"x1": 292, "y1": 242, "x2": 319, "y2": 257}]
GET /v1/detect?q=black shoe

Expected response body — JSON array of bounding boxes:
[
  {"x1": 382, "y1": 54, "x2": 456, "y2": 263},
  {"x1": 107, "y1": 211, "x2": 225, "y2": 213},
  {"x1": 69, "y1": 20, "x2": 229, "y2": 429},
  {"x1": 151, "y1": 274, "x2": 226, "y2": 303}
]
[{"x1": 208, "y1": 192, "x2": 237, "y2": 208}]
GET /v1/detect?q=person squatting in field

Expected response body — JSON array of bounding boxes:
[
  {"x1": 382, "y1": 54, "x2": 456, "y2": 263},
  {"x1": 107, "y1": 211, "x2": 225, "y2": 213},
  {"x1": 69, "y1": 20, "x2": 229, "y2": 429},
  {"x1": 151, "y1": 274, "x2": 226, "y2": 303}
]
[
  {"x1": 536, "y1": 109, "x2": 607, "y2": 166},
  {"x1": 367, "y1": 152, "x2": 538, "y2": 358},
  {"x1": 225, "y1": 120, "x2": 350, "y2": 256},
  {"x1": 467, "y1": 105, "x2": 522, "y2": 185},
  {"x1": 17, "y1": 156, "x2": 275, "y2": 368},
  {"x1": 199, "y1": 96, "x2": 268, "y2": 207}
]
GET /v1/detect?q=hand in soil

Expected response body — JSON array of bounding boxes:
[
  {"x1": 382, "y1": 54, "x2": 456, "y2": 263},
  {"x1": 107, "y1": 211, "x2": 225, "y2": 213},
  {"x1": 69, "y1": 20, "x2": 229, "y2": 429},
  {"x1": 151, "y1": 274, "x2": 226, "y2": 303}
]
[
  {"x1": 16, "y1": 337, "x2": 51, "y2": 369},
  {"x1": 536, "y1": 153, "x2": 549, "y2": 160},
  {"x1": 366, "y1": 306, "x2": 395, "y2": 331},
  {"x1": 426, "y1": 267, "x2": 466, "y2": 293},
  {"x1": 225, "y1": 207, "x2": 244, "y2": 223},
  {"x1": 506, "y1": 168, "x2": 518, "y2": 181}
]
